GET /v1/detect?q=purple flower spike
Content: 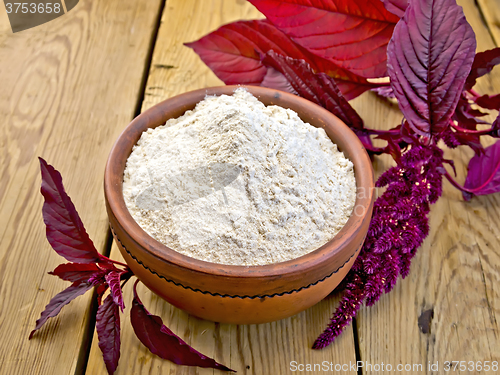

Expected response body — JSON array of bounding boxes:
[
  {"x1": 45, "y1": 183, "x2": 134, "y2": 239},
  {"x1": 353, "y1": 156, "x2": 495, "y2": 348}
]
[{"x1": 313, "y1": 145, "x2": 444, "y2": 349}]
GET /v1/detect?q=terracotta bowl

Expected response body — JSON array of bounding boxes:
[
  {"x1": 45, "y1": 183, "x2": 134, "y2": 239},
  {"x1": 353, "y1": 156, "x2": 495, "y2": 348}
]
[{"x1": 104, "y1": 85, "x2": 374, "y2": 324}]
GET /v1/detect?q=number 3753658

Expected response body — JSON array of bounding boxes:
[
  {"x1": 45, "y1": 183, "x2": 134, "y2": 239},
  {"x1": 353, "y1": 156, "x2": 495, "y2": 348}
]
[{"x1": 5, "y1": 3, "x2": 62, "y2": 14}]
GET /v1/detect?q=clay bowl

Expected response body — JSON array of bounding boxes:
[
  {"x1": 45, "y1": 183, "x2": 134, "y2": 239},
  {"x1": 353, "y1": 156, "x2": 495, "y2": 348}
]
[{"x1": 104, "y1": 85, "x2": 374, "y2": 324}]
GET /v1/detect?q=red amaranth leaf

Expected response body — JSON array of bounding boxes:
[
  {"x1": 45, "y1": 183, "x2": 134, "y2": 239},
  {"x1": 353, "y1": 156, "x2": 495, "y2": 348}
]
[
  {"x1": 475, "y1": 94, "x2": 500, "y2": 110},
  {"x1": 96, "y1": 294, "x2": 121, "y2": 375},
  {"x1": 249, "y1": 0, "x2": 400, "y2": 78},
  {"x1": 387, "y1": 0, "x2": 476, "y2": 137},
  {"x1": 105, "y1": 271, "x2": 125, "y2": 311},
  {"x1": 39, "y1": 158, "x2": 102, "y2": 264},
  {"x1": 130, "y1": 282, "x2": 234, "y2": 372},
  {"x1": 185, "y1": 20, "x2": 296, "y2": 86},
  {"x1": 382, "y1": 0, "x2": 408, "y2": 17},
  {"x1": 463, "y1": 140, "x2": 500, "y2": 200},
  {"x1": 185, "y1": 19, "x2": 379, "y2": 100},
  {"x1": 29, "y1": 281, "x2": 94, "y2": 339},
  {"x1": 465, "y1": 48, "x2": 500, "y2": 90},
  {"x1": 49, "y1": 263, "x2": 101, "y2": 284},
  {"x1": 96, "y1": 283, "x2": 109, "y2": 306}
]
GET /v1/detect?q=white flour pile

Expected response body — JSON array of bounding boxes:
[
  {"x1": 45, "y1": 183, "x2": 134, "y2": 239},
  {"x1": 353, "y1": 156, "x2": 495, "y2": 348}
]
[{"x1": 123, "y1": 88, "x2": 356, "y2": 266}]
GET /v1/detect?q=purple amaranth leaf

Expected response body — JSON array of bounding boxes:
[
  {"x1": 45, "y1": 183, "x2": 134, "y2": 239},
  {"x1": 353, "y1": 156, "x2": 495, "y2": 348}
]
[
  {"x1": 387, "y1": 0, "x2": 476, "y2": 137},
  {"x1": 314, "y1": 145, "x2": 444, "y2": 349},
  {"x1": 39, "y1": 158, "x2": 102, "y2": 264},
  {"x1": 441, "y1": 128, "x2": 483, "y2": 156},
  {"x1": 444, "y1": 94, "x2": 486, "y2": 155},
  {"x1": 29, "y1": 281, "x2": 95, "y2": 339},
  {"x1": 465, "y1": 48, "x2": 500, "y2": 90},
  {"x1": 463, "y1": 140, "x2": 500, "y2": 200},
  {"x1": 49, "y1": 263, "x2": 101, "y2": 284},
  {"x1": 382, "y1": 0, "x2": 408, "y2": 17},
  {"x1": 493, "y1": 114, "x2": 500, "y2": 137},
  {"x1": 96, "y1": 294, "x2": 121, "y2": 375},
  {"x1": 371, "y1": 86, "x2": 395, "y2": 99},
  {"x1": 455, "y1": 94, "x2": 489, "y2": 127},
  {"x1": 105, "y1": 271, "x2": 125, "y2": 311},
  {"x1": 372, "y1": 129, "x2": 407, "y2": 161},
  {"x1": 130, "y1": 281, "x2": 234, "y2": 372}
]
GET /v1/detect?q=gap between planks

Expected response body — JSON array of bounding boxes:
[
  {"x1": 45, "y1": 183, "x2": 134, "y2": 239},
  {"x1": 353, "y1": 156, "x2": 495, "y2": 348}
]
[
  {"x1": 83, "y1": 1, "x2": 359, "y2": 373},
  {"x1": 75, "y1": 1, "x2": 168, "y2": 373}
]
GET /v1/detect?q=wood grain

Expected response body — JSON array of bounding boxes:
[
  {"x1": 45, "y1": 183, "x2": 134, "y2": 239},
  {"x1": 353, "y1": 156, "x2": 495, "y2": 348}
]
[
  {"x1": 85, "y1": 1, "x2": 358, "y2": 374},
  {"x1": 355, "y1": 1, "x2": 500, "y2": 374},
  {"x1": 141, "y1": 0, "x2": 263, "y2": 112},
  {"x1": 477, "y1": 0, "x2": 500, "y2": 46},
  {"x1": 4, "y1": 0, "x2": 497, "y2": 374},
  {"x1": 0, "y1": 1, "x2": 162, "y2": 374},
  {"x1": 86, "y1": 254, "x2": 358, "y2": 374}
]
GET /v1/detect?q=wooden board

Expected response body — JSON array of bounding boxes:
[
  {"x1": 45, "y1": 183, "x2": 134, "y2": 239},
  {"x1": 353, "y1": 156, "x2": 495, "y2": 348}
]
[
  {"x1": 0, "y1": 0, "x2": 162, "y2": 374},
  {"x1": 477, "y1": 0, "x2": 500, "y2": 46},
  {"x1": 86, "y1": 251, "x2": 358, "y2": 374},
  {"x1": 85, "y1": 1, "x2": 358, "y2": 374},
  {"x1": 354, "y1": 1, "x2": 500, "y2": 373}
]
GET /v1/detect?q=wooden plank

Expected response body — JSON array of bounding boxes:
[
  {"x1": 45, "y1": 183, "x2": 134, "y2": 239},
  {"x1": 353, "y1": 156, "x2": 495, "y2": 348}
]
[
  {"x1": 477, "y1": 0, "x2": 500, "y2": 46},
  {"x1": 355, "y1": 1, "x2": 500, "y2": 373},
  {"x1": 87, "y1": 250, "x2": 358, "y2": 374},
  {"x1": 0, "y1": 1, "x2": 162, "y2": 374},
  {"x1": 140, "y1": 0, "x2": 263, "y2": 111},
  {"x1": 85, "y1": 0, "x2": 359, "y2": 373}
]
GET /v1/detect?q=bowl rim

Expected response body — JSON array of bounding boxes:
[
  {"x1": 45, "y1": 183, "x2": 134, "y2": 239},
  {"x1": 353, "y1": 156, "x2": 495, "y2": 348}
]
[{"x1": 104, "y1": 85, "x2": 374, "y2": 280}]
